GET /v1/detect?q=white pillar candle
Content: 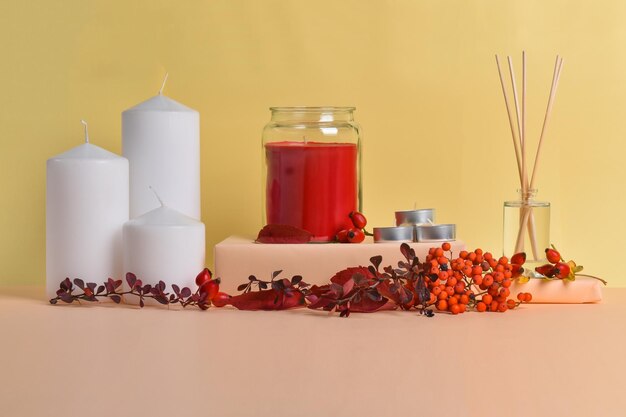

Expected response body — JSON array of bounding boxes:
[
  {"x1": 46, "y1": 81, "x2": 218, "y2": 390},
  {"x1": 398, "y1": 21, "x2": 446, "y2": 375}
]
[
  {"x1": 122, "y1": 195, "x2": 205, "y2": 300},
  {"x1": 122, "y1": 75, "x2": 201, "y2": 219},
  {"x1": 46, "y1": 121, "x2": 129, "y2": 299}
]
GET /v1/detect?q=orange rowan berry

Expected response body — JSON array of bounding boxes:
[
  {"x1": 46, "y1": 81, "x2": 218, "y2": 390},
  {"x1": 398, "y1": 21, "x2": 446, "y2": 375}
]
[
  {"x1": 498, "y1": 303, "x2": 508, "y2": 312},
  {"x1": 445, "y1": 286, "x2": 455, "y2": 296},
  {"x1": 472, "y1": 275, "x2": 483, "y2": 286},
  {"x1": 476, "y1": 302, "x2": 487, "y2": 312},
  {"x1": 506, "y1": 299, "x2": 517, "y2": 309},
  {"x1": 442, "y1": 242, "x2": 451, "y2": 251},
  {"x1": 482, "y1": 294, "x2": 493, "y2": 305},
  {"x1": 483, "y1": 275, "x2": 494, "y2": 287},
  {"x1": 435, "y1": 248, "x2": 444, "y2": 258},
  {"x1": 490, "y1": 301, "x2": 499, "y2": 312},
  {"x1": 454, "y1": 282, "x2": 466, "y2": 294},
  {"x1": 502, "y1": 278, "x2": 511, "y2": 288},
  {"x1": 460, "y1": 294, "x2": 469, "y2": 304},
  {"x1": 493, "y1": 271, "x2": 504, "y2": 283},
  {"x1": 450, "y1": 304, "x2": 461, "y2": 315},
  {"x1": 448, "y1": 296, "x2": 458, "y2": 306},
  {"x1": 459, "y1": 250, "x2": 469, "y2": 259},
  {"x1": 447, "y1": 277, "x2": 457, "y2": 287},
  {"x1": 437, "y1": 300, "x2": 448, "y2": 310}
]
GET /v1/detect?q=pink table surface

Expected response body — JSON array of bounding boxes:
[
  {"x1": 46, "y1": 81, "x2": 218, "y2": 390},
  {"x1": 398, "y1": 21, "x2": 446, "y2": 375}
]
[{"x1": 1, "y1": 286, "x2": 625, "y2": 417}]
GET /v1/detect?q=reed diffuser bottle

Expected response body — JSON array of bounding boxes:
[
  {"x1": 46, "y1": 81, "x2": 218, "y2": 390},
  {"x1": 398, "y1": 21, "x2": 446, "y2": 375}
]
[
  {"x1": 503, "y1": 189, "x2": 550, "y2": 264},
  {"x1": 495, "y1": 52, "x2": 563, "y2": 264}
]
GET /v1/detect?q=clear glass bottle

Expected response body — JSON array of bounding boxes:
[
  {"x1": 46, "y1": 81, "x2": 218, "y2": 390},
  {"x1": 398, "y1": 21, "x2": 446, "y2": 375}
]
[
  {"x1": 262, "y1": 107, "x2": 362, "y2": 242},
  {"x1": 503, "y1": 189, "x2": 550, "y2": 265}
]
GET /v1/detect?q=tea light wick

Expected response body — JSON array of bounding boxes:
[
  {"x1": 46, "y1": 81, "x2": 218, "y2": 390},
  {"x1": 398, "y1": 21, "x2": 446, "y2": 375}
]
[
  {"x1": 80, "y1": 119, "x2": 90, "y2": 144},
  {"x1": 149, "y1": 186, "x2": 165, "y2": 207},
  {"x1": 159, "y1": 72, "x2": 169, "y2": 96},
  {"x1": 427, "y1": 218, "x2": 435, "y2": 225},
  {"x1": 303, "y1": 135, "x2": 308, "y2": 144}
]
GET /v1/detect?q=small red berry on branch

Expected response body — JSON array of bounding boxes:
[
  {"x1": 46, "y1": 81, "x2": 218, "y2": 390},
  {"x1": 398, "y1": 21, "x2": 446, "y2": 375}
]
[{"x1": 349, "y1": 211, "x2": 367, "y2": 229}]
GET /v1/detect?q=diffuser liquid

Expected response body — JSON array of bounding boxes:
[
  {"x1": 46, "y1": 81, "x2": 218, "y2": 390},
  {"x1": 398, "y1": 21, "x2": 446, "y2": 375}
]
[{"x1": 503, "y1": 200, "x2": 550, "y2": 266}]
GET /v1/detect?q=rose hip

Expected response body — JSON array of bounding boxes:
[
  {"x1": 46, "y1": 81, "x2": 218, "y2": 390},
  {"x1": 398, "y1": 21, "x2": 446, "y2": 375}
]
[
  {"x1": 545, "y1": 248, "x2": 561, "y2": 263},
  {"x1": 554, "y1": 262, "x2": 571, "y2": 279},
  {"x1": 347, "y1": 228, "x2": 365, "y2": 243},
  {"x1": 336, "y1": 229, "x2": 349, "y2": 243},
  {"x1": 195, "y1": 268, "x2": 212, "y2": 287},
  {"x1": 349, "y1": 211, "x2": 367, "y2": 229}
]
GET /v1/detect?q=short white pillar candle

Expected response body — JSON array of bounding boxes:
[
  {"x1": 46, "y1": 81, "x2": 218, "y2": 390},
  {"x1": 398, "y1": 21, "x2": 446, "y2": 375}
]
[{"x1": 122, "y1": 191, "x2": 205, "y2": 300}]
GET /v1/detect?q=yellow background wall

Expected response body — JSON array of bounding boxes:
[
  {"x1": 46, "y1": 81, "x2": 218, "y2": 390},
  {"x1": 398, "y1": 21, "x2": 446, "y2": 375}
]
[{"x1": 1, "y1": 0, "x2": 625, "y2": 286}]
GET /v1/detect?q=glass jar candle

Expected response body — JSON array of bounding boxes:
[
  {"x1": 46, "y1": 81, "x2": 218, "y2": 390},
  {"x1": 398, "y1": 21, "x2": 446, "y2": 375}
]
[
  {"x1": 503, "y1": 189, "x2": 550, "y2": 265},
  {"x1": 262, "y1": 107, "x2": 362, "y2": 242}
]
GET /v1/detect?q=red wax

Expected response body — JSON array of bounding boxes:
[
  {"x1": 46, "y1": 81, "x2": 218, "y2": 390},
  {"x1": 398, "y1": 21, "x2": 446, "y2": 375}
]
[{"x1": 265, "y1": 141, "x2": 358, "y2": 242}]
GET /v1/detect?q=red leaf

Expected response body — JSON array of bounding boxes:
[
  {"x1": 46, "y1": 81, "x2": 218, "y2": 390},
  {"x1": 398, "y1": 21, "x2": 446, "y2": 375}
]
[
  {"x1": 330, "y1": 267, "x2": 374, "y2": 286},
  {"x1": 349, "y1": 296, "x2": 389, "y2": 313},
  {"x1": 256, "y1": 224, "x2": 313, "y2": 244},
  {"x1": 226, "y1": 289, "x2": 305, "y2": 310}
]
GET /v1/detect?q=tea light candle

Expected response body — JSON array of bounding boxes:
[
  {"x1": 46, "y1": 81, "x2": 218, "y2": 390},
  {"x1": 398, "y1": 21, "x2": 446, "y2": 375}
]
[
  {"x1": 122, "y1": 190, "x2": 205, "y2": 301},
  {"x1": 415, "y1": 224, "x2": 456, "y2": 242},
  {"x1": 373, "y1": 226, "x2": 414, "y2": 243},
  {"x1": 122, "y1": 74, "x2": 201, "y2": 219},
  {"x1": 46, "y1": 121, "x2": 129, "y2": 299},
  {"x1": 395, "y1": 209, "x2": 435, "y2": 226}
]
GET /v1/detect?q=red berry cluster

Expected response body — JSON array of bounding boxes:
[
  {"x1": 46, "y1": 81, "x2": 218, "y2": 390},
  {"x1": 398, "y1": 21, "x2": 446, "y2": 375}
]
[
  {"x1": 535, "y1": 247, "x2": 570, "y2": 278},
  {"x1": 425, "y1": 242, "x2": 531, "y2": 314},
  {"x1": 195, "y1": 269, "x2": 230, "y2": 307},
  {"x1": 336, "y1": 211, "x2": 367, "y2": 243}
]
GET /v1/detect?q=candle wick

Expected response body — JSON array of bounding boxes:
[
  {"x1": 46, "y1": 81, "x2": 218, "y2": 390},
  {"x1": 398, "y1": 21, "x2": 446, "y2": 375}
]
[
  {"x1": 303, "y1": 136, "x2": 307, "y2": 144},
  {"x1": 80, "y1": 120, "x2": 90, "y2": 144},
  {"x1": 148, "y1": 186, "x2": 165, "y2": 207},
  {"x1": 427, "y1": 219, "x2": 435, "y2": 225},
  {"x1": 413, "y1": 201, "x2": 417, "y2": 210},
  {"x1": 159, "y1": 72, "x2": 169, "y2": 96}
]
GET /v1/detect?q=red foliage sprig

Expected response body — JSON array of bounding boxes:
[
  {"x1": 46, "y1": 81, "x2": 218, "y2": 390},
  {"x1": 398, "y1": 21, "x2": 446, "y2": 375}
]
[{"x1": 49, "y1": 269, "x2": 220, "y2": 310}]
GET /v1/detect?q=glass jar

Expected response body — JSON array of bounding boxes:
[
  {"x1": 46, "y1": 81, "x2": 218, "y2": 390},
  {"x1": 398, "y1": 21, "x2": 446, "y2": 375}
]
[
  {"x1": 262, "y1": 107, "x2": 362, "y2": 242},
  {"x1": 503, "y1": 189, "x2": 550, "y2": 265}
]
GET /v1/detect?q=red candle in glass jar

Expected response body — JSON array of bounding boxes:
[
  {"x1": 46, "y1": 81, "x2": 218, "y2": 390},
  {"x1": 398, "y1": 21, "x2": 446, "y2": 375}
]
[{"x1": 265, "y1": 141, "x2": 358, "y2": 242}]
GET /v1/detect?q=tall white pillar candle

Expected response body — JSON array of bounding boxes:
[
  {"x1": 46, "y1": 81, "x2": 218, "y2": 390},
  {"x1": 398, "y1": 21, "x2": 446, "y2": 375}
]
[
  {"x1": 122, "y1": 78, "x2": 201, "y2": 219},
  {"x1": 123, "y1": 199, "x2": 205, "y2": 299},
  {"x1": 46, "y1": 121, "x2": 129, "y2": 299}
]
